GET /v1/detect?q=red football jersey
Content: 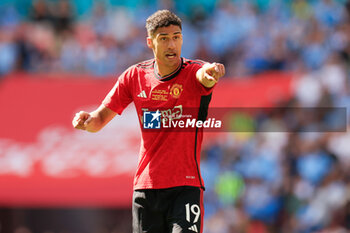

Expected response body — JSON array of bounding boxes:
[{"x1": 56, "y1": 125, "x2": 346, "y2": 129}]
[{"x1": 102, "y1": 58, "x2": 214, "y2": 190}]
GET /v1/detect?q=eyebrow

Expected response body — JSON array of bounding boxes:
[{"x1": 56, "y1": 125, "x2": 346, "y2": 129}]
[{"x1": 158, "y1": 32, "x2": 182, "y2": 36}]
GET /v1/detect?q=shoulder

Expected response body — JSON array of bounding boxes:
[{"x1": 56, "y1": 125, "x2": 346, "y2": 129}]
[
  {"x1": 181, "y1": 58, "x2": 207, "y2": 75},
  {"x1": 182, "y1": 58, "x2": 207, "y2": 68},
  {"x1": 120, "y1": 59, "x2": 154, "y2": 79},
  {"x1": 135, "y1": 59, "x2": 155, "y2": 69},
  {"x1": 118, "y1": 59, "x2": 154, "y2": 85}
]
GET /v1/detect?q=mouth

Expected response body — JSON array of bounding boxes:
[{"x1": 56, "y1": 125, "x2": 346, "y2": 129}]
[{"x1": 165, "y1": 52, "x2": 177, "y2": 59}]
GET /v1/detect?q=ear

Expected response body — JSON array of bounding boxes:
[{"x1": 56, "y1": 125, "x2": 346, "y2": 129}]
[{"x1": 146, "y1": 37, "x2": 153, "y2": 49}]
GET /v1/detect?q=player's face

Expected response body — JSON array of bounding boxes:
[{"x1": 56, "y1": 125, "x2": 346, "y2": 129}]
[{"x1": 147, "y1": 25, "x2": 183, "y2": 73}]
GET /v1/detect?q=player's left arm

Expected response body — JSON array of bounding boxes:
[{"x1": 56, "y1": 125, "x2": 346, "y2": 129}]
[{"x1": 196, "y1": 62, "x2": 225, "y2": 88}]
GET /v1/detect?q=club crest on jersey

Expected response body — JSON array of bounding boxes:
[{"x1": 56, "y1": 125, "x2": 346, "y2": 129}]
[{"x1": 170, "y1": 84, "x2": 183, "y2": 99}]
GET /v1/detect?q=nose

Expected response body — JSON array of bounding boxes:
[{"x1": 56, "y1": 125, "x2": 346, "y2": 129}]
[{"x1": 168, "y1": 38, "x2": 176, "y2": 49}]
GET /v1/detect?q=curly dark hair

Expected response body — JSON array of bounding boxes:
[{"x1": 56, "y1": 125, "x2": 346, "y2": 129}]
[{"x1": 146, "y1": 10, "x2": 182, "y2": 37}]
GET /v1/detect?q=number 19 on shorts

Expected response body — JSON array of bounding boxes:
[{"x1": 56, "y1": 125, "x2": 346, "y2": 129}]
[{"x1": 185, "y1": 203, "x2": 200, "y2": 223}]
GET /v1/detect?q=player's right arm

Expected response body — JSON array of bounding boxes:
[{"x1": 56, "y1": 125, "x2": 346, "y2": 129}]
[
  {"x1": 73, "y1": 65, "x2": 134, "y2": 132},
  {"x1": 72, "y1": 104, "x2": 117, "y2": 133}
]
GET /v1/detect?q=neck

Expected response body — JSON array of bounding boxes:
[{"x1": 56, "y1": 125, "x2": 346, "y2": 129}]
[{"x1": 155, "y1": 58, "x2": 181, "y2": 77}]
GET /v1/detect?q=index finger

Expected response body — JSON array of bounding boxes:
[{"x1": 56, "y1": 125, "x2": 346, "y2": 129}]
[{"x1": 218, "y1": 64, "x2": 225, "y2": 76}]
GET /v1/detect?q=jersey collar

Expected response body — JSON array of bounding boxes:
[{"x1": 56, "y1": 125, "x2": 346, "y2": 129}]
[{"x1": 154, "y1": 58, "x2": 183, "y2": 82}]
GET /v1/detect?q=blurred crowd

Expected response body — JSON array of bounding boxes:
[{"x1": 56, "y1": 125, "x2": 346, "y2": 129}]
[
  {"x1": 0, "y1": 0, "x2": 349, "y2": 77},
  {"x1": 2, "y1": 0, "x2": 350, "y2": 233},
  {"x1": 201, "y1": 60, "x2": 350, "y2": 232}
]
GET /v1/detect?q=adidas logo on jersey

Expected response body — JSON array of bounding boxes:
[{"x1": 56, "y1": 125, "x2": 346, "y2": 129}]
[
  {"x1": 137, "y1": 90, "x2": 147, "y2": 98},
  {"x1": 188, "y1": 224, "x2": 198, "y2": 232}
]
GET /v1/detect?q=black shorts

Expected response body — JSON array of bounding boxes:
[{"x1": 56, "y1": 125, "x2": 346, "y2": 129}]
[{"x1": 132, "y1": 186, "x2": 204, "y2": 233}]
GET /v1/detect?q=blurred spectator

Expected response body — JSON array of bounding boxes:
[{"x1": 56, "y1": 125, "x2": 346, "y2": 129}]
[
  {"x1": 0, "y1": 4, "x2": 21, "y2": 29},
  {"x1": 0, "y1": 29, "x2": 17, "y2": 76},
  {"x1": 89, "y1": 2, "x2": 108, "y2": 38},
  {"x1": 52, "y1": 0, "x2": 74, "y2": 34},
  {"x1": 29, "y1": 0, "x2": 52, "y2": 24},
  {"x1": 215, "y1": 170, "x2": 245, "y2": 206}
]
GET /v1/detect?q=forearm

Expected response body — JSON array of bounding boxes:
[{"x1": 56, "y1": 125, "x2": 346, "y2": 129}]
[
  {"x1": 73, "y1": 105, "x2": 117, "y2": 132},
  {"x1": 84, "y1": 111, "x2": 105, "y2": 133},
  {"x1": 86, "y1": 106, "x2": 116, "y2": 132}
]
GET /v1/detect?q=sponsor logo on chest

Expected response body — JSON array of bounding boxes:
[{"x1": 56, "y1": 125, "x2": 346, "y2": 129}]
[{"x1": 151, "y1": 89, "x2": 169, "y2": 101}]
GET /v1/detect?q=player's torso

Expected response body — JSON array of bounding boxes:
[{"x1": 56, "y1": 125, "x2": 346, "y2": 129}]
[
  {"x1": 132, "y1": 59, "x2": 202, "y2": 122},
  {"x1": 129, "y1": 58, "x2": 207, "y2": 189}
]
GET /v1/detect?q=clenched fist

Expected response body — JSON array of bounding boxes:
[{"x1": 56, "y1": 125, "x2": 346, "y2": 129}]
[{"x1": 72, "y1": 111, "x2": 92, "y2": 130}]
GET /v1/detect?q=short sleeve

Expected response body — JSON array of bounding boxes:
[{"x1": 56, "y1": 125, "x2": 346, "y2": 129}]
[{"x1": 102, "y1": 66, "x2": 135, "y2": 115}]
